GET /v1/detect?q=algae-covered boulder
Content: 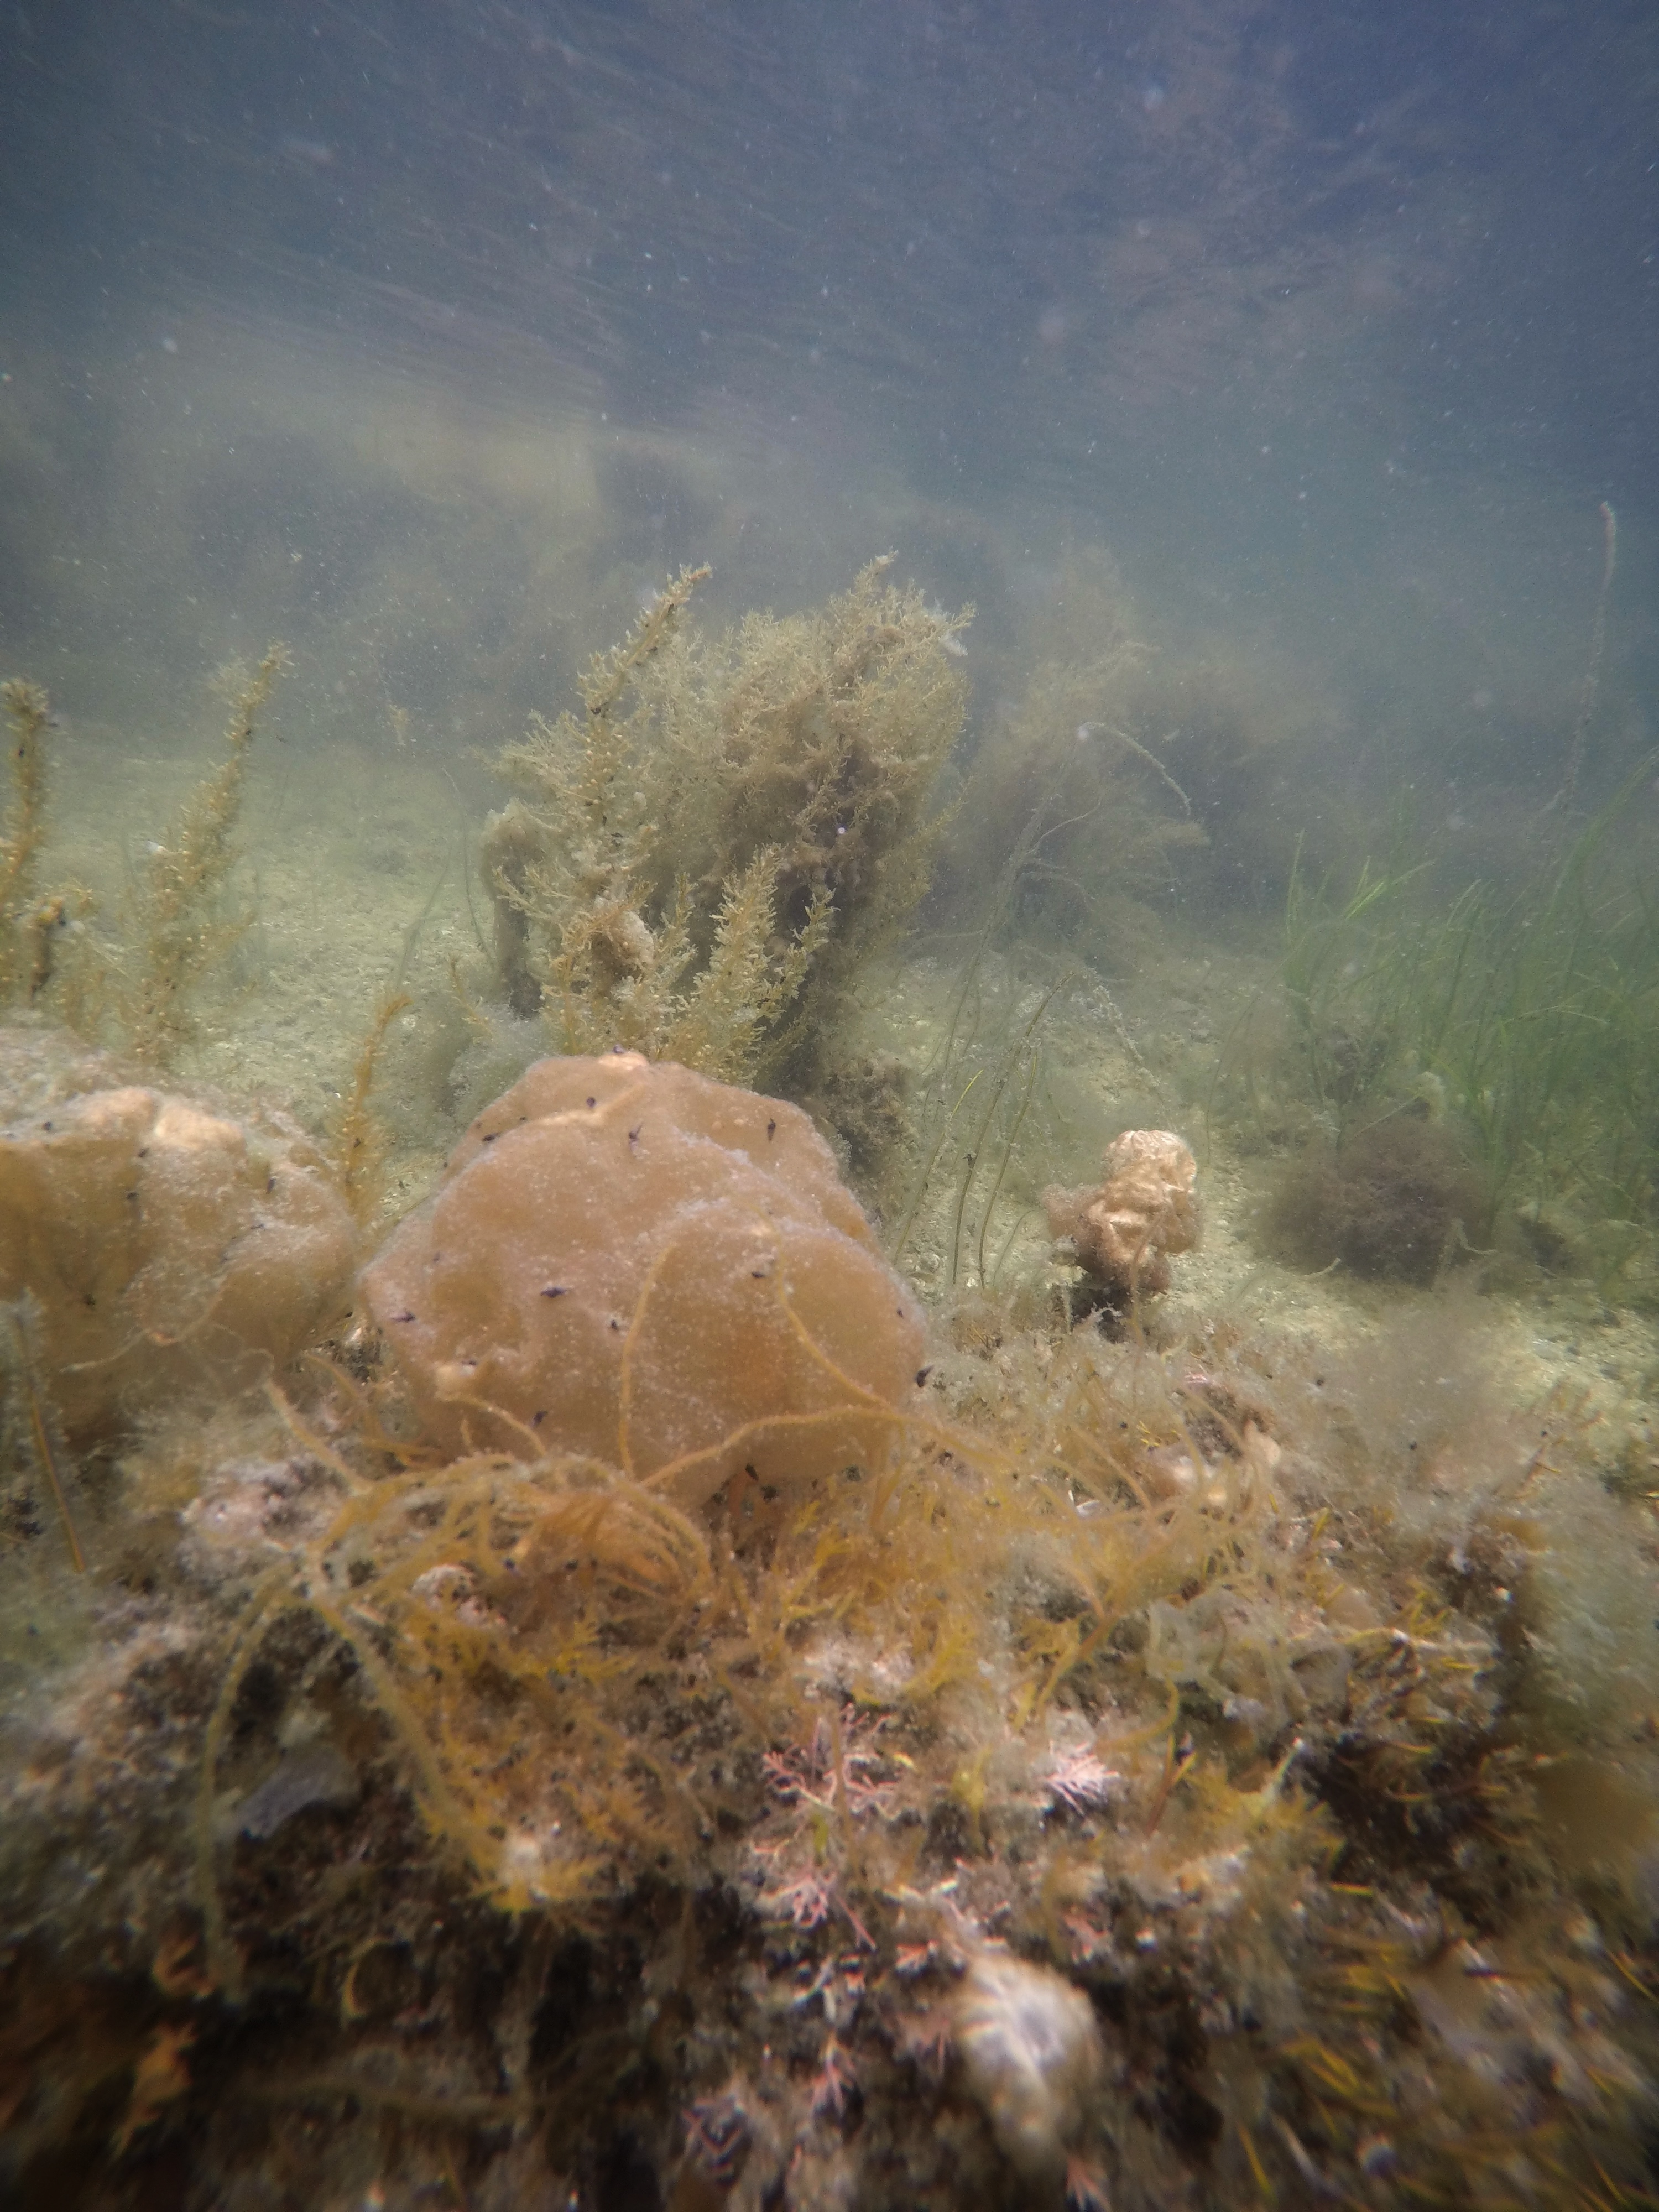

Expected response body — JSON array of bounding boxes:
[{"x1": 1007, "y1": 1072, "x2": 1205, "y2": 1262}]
[
  {"x1": 362, "y1": 1051, "x2": 926, "y2": 1504},
  {"x1": 0, "y1": 1025, "x2": 356, "y2": 1436}
]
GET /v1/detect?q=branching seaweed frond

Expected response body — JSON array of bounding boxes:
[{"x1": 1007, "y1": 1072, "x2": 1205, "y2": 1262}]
[
  {"x1": 0, "y1": 679, "x2": 52, "y2": 1002},
  {"x1": 0, "y1": 1293, "x2": 86, "y2": 1572},
  {"x1": 480, "y1": 560, "x2": 967, "y2": 1083},
  {"x1": 331, "y1": 989, "x2": 410, "y2": 1227},
  {"x1": 127, "y1": 641, "x2": 288, "y2": 1064},
  {"x1": 577, "y1": 563, "x2": 711, "y2": 724},
  {"x1": 662, "y1": 858, "x2": 833, "y2": 1084}
]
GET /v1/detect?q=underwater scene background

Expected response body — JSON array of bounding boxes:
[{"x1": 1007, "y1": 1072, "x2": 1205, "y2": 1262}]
[{"x1": 4, "y1": 3, "x2": 1659, "y2": 2206}]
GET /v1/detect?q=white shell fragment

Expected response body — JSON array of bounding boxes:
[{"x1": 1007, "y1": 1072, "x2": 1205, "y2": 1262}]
[{"x1": 953, "y1": 1950, "x2": 1106, "y2": 2183}]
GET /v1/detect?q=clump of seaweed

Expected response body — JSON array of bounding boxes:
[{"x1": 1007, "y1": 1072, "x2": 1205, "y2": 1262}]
[
  {"x1": 1546, "y1": 498, "x2": 1618, "y2": 818},
  {"x1": 1276, "y1": 834, "x2": 1430, "y2": 1134},
  {"x1": 0, "y1": 648, "x2": 289, "y2": 1064},
  {"x1": 0, "y1": 679, "x2": 51, "y2": 1003},
  {"x1": 0, "y1": 1292, "x2": 86, "y2": 1573},
  {"x1": 1260, "y1": 776, "x2": 1659, "y2": 1296},
  {"x1": 196, "y1": 1281, "x2": 1290, "y2": 1944},
  {"x1": 1264, "y1": 1112, "x2": 1488, "y2": 1284},
  {"x1": 480, "y1": 557, "x2": 969, "y2": 1086},
  {"x1": 162, "y1": 1254, "x2": 1659, "y2": 2209},
  {"x1": 0, "y1": 678, "x2": 93, "y2": 1014},
  {"x1": 327, "y1": 987, "x2": 410, "y2": 1228},
  {"x1": 193, "y1": 1443, "x2": 717, "y2": 1985},
  {"x1": 885, "y1": 957, "x2": 1063, "y2": 1293},
  {"x1": 932, "y1": 548, "x2": 1207, "y2": 953},
  {"x1": 881, "y1": 895, "x2": 1158, "y2": 1307}
]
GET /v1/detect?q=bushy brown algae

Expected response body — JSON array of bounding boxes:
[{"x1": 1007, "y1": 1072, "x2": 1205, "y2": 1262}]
[
  {"x1": 932, "y1": 549, "x2": 1209, "y2": 956},
  {"x1": 0, "y1": 647, "x2": 289, "y2": 1061},
  {"x1": 0, "y1": 1292, "x2": 87, "y2": 1574},
  {"x1": 124, "y1": 643, "x2": 290, "y2": 1067},
  {"x1": 480, "y1": 556, "x2": 969, "y2": 1087},
  {"x1": 0, "y1": 680, "x2": 53, "y2": 1004},
  {"x1": 1262, "y1": 1112, "x2": 1490, "y2": 1285}
]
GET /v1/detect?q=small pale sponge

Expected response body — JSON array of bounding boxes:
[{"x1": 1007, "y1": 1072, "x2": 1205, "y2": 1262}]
[
  {"x1": 361, "y1": 1052, "x2": 926, "y2": 1505},
  {"x1": 0, "y1": 1025, "x2": 357, "y2": 1437},
  {"x1": 1044, "y1": 1127, "x2": 1199, "y2": 1300},
  {"x1": 953, "y1": 1950, "x2": 1107, "y2": 2186}
]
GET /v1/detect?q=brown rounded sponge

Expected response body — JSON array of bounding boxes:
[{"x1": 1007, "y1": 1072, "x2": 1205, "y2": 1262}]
[
  {"x1": 0, "y1": 1025, "x2": 357, "y2": 1437},
  {"x1": 361, "y1": 1052, "x2": 926, "y2": 1506}
]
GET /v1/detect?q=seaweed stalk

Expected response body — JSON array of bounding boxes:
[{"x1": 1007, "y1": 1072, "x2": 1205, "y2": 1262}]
[
  {"x1": 128, "y1": 643, "x2": 288, "y2": 1063},
  {"x1": 949, "y1": 975, "x2": 1070, "y2": 1286},
  {"x1": 332, "y1": 989, "x2": 411, "y2": 1225},
  {"x1": 1, "y1": 1295, "x2": 86, "y2": 1572},
  {"x1": 0, "y1": 678, "x2": 51, "y2": 1003},
  {"x1": 580, "y1": 562, "x2": 709, "y2": 724},
  {"x1": 1549, "y1": 499, "x2": 1616, "y2": 818}
]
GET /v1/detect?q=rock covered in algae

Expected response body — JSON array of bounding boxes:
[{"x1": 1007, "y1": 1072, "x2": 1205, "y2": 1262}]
[
  {"x1": 361, "y1": 1050, "x2": 926, "y2": 1502},
  {"x1": 0, "y1": 1024, "x2": 356, "y2": 1436}
]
